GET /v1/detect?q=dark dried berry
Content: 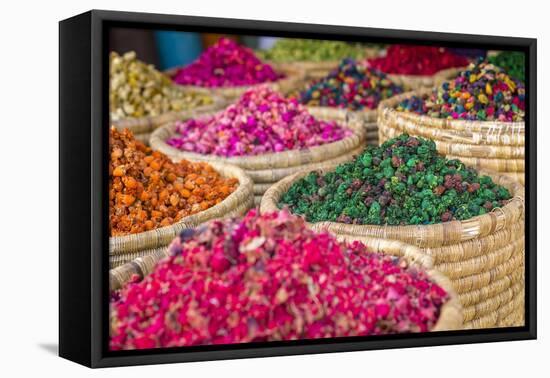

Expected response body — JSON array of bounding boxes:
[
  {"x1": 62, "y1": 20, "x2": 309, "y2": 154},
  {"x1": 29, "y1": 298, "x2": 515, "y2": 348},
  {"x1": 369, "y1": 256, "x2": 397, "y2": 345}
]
[
  {"x1": 441, "y1": 211, "x2": 453, "y2": 222},
  {"x1": 433, "y1": 185, "x2": 446, "y2": 196},
  {"x1": 468, "y1": 183, "x2": 480, "y2": 193}
]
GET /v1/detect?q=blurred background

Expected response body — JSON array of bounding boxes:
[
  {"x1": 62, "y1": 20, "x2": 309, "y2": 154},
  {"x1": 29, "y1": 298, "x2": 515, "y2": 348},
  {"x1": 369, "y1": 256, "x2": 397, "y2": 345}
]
[
  {"x1": 109, "y1": 28, "x2": 278, "y2": 69},
  {"x1": 109, "y1": 28, "x2": 491, "y2": 70}
]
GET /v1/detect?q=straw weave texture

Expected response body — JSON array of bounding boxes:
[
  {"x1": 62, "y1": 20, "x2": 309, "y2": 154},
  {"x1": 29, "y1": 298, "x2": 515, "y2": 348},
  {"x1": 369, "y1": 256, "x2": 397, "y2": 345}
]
[
  {"x1": 378, "y1": 88, "x2": 525, "y2": 184},
  {"x1": 149, "y1": 111, "x2": 366, "y2": 198},
  {"x1": 110, "y1": 228, "x2": 463, "y2": 332},
  {"x1": 260, "y1": 164, "x2": 525, "y2": 328},
  {"x1": 386, "y1": 66, "x2": 465, "y2": 91}
]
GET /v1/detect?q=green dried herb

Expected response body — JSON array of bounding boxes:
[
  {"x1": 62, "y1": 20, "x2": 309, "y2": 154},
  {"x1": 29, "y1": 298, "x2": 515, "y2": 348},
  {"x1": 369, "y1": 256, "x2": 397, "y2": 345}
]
[
  {"x1": 489, "y1": 51, "x2": 525, "y2": 82},
  {"x1": 279, "y1": 134, "x2": 512, "y2": 225},
  {"x1": 257, "y1": 39, "x2": 376, "y2": 63}
]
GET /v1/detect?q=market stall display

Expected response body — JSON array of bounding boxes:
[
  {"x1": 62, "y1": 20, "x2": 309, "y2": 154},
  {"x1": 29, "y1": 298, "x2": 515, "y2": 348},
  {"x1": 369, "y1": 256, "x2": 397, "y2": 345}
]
[
  {"x1": 150, "y1": 86, "x2": 366, "y2": 204},
  {"x1": 258, "y1": 38, "x2": 382, "y2": 80},
  {"x1": 106, "y1": 38, "x2": 528, "y2": 337},
  {"x1": 167, "y1": 38, "x2": 303, "y2": 100},
  {"x1": 291, "y1": 58, "x2": 403, "y2": 145},
  {"x1": 261, "y1": 134, "x2": 525, "y2": 329},
  {"x1": 110, "y1": 209, "x2": 462, "y2": 349},
  {"x1": 109, "y1": 127, "x2": 253, "y2": 267},
  {"x1": 110, "y1": 51, "x2": 224, "y2": 144},
  {"x1": 379, "y1": 60, "x2": 525, "y2": 183},
  {"x1": 367, "y1": 45, "x2": 469, "y2": 90}
]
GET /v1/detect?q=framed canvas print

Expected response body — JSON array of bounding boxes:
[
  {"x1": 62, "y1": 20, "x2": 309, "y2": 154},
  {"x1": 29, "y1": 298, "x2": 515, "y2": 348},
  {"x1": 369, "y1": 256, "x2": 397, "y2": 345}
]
[{"x1": 59, "y1": 9, "x2": 536, "y2": 368}]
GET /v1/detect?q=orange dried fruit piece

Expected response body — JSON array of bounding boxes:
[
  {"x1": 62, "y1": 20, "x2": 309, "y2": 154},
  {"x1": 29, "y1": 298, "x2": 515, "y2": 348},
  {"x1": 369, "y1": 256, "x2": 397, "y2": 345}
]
[
  {"x1": 112, "y1": 165, "x2": 125, "y2": 177},
  {"x1": 109, "y1": 127, "x2": 238, "y2": 236}
]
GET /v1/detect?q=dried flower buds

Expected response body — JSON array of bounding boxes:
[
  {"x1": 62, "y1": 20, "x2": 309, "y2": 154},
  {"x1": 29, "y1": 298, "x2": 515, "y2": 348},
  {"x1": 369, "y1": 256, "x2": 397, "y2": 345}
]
[
  {"x1": 173, "y1": 38, "x2": 282, "y2": 88},
  {"x1": 109, "y1": 51, "x2": 213, "y2": 120},
  {"x1": 279, "y1": 134, "x2": 511, "y2": 225},
  {"x1": 295, "y1": 58, "x2": 403, "y2": 110},
  {"x1": 397, "y1": 60, "x2": 525, "y2": 122},
  {"x1": 368, "y1": 45, "x2": 469, "y2": 76},
  {"x1": 110, "y1": 209, "x2": 448, "y2": 350},
  {"x1": 166, "y1": 86, "x2": 352, "y2": 157}
]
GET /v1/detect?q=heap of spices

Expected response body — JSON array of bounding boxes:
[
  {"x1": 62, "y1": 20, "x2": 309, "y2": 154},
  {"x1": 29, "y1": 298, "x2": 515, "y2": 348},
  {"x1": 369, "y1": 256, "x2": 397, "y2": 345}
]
[
  {"x1": 166, "y1": 86, "x2": 352, "y2": 157},
  {"x1": 110, "y1": 51, "x2": 213, "y2": 121},
  {"x1": 110, "y1": 209, "x2": 448, "y2": 349},
  {"x1": 258, "y1": 38, "x2": 370, "y2": 62},
  {"x1": 109, "y1": 127, "x2": 237, "y2": 236},
  {"x1": 172, "y1": 38, "x2": 282, "y2": 88},
  {"x1": 295, "y1": 58, "x2": 403, "y2": 110},
  {"x1": 279, "y1": 134, "x2": 511, "y2": 225},
  {"x1": 396, "y1": 60, "x2": 525, "y2": 122},
  {"x1": 368, "y1": 45, "x2": 469, "y2": 76},
  {"x1": 489, "y1": 51, "x2": 525, "y2": 82}
]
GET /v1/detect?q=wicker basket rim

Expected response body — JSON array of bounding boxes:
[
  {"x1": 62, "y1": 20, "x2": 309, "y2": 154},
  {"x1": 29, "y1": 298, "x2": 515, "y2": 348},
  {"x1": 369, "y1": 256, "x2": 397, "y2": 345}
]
[
  {"x1": 383, "y1": 66, "x2": 469, "y2": 80},
  {"x1": 164, "y1": 66, "x2": 304, "y2": 92},
  {"x1": 378, "y1": 88, "x2": 525, "y2": 130},
  {"x1": 109, "y1": 228, "x2": 463, "y2": 331},
  {"x1": 110, "y1": 93, "x2": 226, "y2": 130},
  {"x1": 260, "y1": 163, "x2": 524, "y2": 238},
  {"x1": 306, "y1": 105, "x2": 378, "y2": 122},
  {"x1": 149, "y1": 111, "x2": 366, "y2": 169}
]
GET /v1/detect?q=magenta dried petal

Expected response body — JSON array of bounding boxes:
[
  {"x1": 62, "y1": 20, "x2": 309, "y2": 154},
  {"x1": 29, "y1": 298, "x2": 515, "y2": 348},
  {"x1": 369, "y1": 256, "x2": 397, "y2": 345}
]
[
  {"x1": 167, "y1": 86, "x2": 352, "y2": 157},
  {"x1": 110, "y1": 209, "x2": 449, "y2": 350},
  {"x1": 173, "y1": 38, "x2": 281, "y2": 88}
]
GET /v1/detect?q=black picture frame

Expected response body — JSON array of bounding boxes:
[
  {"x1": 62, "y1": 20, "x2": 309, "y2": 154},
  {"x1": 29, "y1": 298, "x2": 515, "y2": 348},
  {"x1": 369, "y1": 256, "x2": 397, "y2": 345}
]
[{"x1": 59, "y1": 9, "x2": 537, "y2": 368}]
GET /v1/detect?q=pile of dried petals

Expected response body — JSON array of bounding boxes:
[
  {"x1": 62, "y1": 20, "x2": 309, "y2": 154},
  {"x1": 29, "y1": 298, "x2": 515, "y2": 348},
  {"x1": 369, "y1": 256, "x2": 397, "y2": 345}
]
[
  {"x1": 166, "y1": 86, "x2": 352, "y2": 157},
  {"x1": 368, "y1": 45, "x2": 469, "y2": 76},
  {"x1": 110, "y1": 209, "x2": 448, "y2": 350},
  {"x1": 172, "y1": 38, "x2": 282, "y2": 88},
  {"x1": 109, "y1": 127, "x2": 237, "y2": 236}
]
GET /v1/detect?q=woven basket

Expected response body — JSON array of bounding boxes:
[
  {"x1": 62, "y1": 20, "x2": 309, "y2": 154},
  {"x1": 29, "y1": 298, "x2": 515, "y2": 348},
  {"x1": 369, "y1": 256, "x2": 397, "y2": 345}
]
[
  {"x1": 149, "y1": 111, "x2": 366, "y2": 200},
  {"x1": 385, "y1": 66, "x2": 465, "y2": 91},
  {"x1": 268, "y1": 60, "x2": 339, "y2": 83},
  {"x1": 307, "y1": 106, "x2": 378, "y2": 145},
  {"x1": 165, "y1": 66, "x2": 305, "y2": 101},
  {"x1": 110, "y1": 93, "x2": 226, "y2": 146},
  {"x1": 109, "y1": 224, "x2": 462, "y2": 332},
  {"x1": 378, "y1": 89, "x2": 525, "y2": 184},
  {"x1": 260, "y1": 165, "x2": 525, "y2": 329},
  {"x1": 109, "y1": 162, "x2": 253, "y2": 268},
  {"x1": 265, "y1": 47, "x2": 382, "y2": 82}
]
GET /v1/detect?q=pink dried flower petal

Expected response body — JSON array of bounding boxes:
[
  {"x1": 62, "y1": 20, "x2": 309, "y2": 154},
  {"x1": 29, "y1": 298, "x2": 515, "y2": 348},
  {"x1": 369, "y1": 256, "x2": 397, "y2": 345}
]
[
  {"x1": 166, "y1": 86, "x2": 351, "y2": 157},
  {"x1": 110, "y1": 210, "x2": 448, "y2": 350}
]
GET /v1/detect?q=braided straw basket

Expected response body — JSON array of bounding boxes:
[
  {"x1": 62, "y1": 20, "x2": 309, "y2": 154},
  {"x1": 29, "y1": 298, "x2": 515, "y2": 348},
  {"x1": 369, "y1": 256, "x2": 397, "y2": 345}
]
[
  {"x1": 260, "y1": 165, "x2": 525, "y2": 329},
  {"x1": 165, "y1": 66, "x2": 305, "y2": 101},
  {"x1": 307, "y1": 106, "x2": 378, "y2": 146},
  {"x1": 385, "y1": 66, "x2": 465, "y2": 91},
  {"x1": 109, "y1": 162, "x2": 253, "y2": 268},
  {"x1": 149, "y1": 111, "x2": 367, "y2": 203},
  {"x1": 378, "y1": 88, "x2": 525, "y2": 184},
  {"x1": 111, "y1": 90, "x2": 226, "y2": 145},
  {"x1": 109, "y1": 220, "x2": 463, "y2": 332},
  {"x1": 265, "y1": 47, "x2": 382, "y2": 82}
]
